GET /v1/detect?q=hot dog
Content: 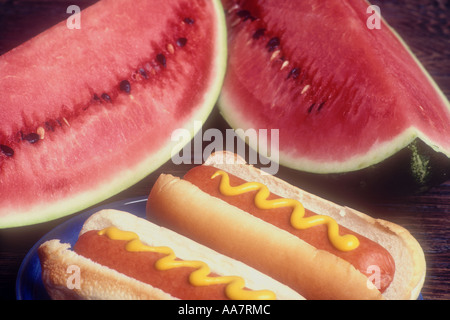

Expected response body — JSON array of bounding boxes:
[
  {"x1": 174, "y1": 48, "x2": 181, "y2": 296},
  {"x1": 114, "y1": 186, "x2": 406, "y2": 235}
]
[
  {"x1": 38, "y1": 209, "x2": 304, "y2": 300},
  {"x1": 147, "y1": 151, "x2": 426, "y2": 300}
]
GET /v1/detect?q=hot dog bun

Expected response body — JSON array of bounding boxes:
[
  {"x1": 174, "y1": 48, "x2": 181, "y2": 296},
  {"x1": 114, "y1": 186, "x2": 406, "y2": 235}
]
[
  {"x1": 147, "y1": 151, "x2": 426, "y2": 300},
  {"x1": 38, "y1": 209, "x2": 304, "y2": 300}
]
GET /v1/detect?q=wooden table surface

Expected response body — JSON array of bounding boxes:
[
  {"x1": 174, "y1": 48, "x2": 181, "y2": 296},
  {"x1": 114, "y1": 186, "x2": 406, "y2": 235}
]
[{"x1": 0, "y1": 0, "x2": 449, "y2": 300}]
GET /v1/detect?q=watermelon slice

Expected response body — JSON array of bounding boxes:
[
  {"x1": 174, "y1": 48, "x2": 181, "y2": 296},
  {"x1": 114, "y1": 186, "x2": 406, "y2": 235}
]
[
  {"x1": 218, "y1": 0, "x2": 450, "y2": 181},
  {"x1": 0, "y1": 0, "x2": 227, "y2": 228}
]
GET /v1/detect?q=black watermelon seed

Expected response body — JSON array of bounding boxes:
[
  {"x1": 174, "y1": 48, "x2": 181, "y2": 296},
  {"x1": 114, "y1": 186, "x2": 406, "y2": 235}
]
[
  {"x1": 119, "y1": 80, "x2": 131, "y2": 94},
  {"x1": 0, "y1": 144, "x2": 14, "y2": 157},
  {"x1": 184, "y1": 17, "x2": 194, "y2": 24},
  {"x1": 101, "y1": 93, "x2": 111, "y2": 102},
  {"x1": 236, "y1": 10, "x2": 257, "y2": 21},
  {"x1": 267, "y1": 37, "x2": 280, "y2": 52},
  {"x1": 287, "y1": 67, "x2": 300, "y2": 79},
  {"x1": 176, "y1": 37, "x2": 188, "y2": 47},
  {"x1": 23, "y1": 133, "x2": 40, "y2": 144},
  {"x1": 252, "y1": 28, "x2": 266, "y2": 40},
  {"x1": 307, "y1": 103, "x2": 316, "y2": 114},
  {"x1": 237, "y1": 10, "x2": 250, "y2": 19},
  {"x1": 139, "y1": 68, "x2": 149, "y2": 79},
  {"x1": 156, "y1": 53, "x2": 167, "y2": 68},
  {"x1": 93, "y1": 93, "x2": 100, "y2": 101}
]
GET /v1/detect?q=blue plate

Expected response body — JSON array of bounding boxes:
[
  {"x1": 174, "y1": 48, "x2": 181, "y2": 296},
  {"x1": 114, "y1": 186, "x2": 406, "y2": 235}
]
[{"x1": 15, "y1": 196, "x2": 148, "y2": 300}]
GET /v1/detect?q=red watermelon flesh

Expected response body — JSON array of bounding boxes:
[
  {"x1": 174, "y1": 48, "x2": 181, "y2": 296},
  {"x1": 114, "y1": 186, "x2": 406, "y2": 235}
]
[
  {"x1": 219, "y1": 0, "x2": 450, "y2": 174},
  {"x1": 0, "y1": 0, "x2": 227, "y2": 228}
]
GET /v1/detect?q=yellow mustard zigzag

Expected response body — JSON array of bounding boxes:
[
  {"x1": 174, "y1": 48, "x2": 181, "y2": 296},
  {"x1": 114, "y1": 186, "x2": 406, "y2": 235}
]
[
  {"x1": 98, "y1": 226, "x2": 276, "y2": 300},
  {"x1": 211, "y1": 170, "x2": 359, "y2": 252}
]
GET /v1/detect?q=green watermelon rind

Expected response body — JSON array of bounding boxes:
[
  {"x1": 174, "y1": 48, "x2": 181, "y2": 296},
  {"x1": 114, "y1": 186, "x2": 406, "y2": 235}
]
[
  {"x1": 0, "y1": 0, "x2": 227, "y2": 229},
  {"x1": 218, "y1": 6, "x2": 450, "y2": 175}
]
